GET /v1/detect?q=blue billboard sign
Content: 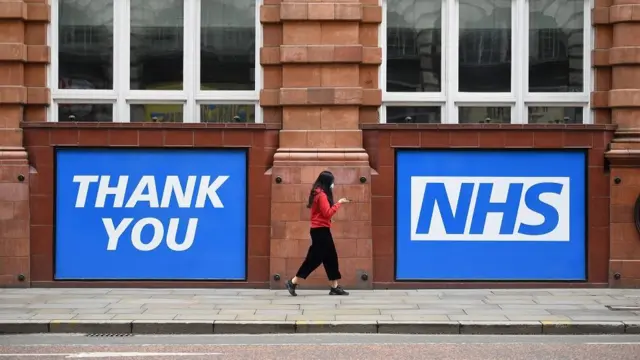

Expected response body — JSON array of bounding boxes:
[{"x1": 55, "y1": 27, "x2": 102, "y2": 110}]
[
  {"x1": 55, "y1": 148, "x2": 247, "y2": 280},
  {"x1": 396, "y1": 150, "x2": 586, "y2": 281}
]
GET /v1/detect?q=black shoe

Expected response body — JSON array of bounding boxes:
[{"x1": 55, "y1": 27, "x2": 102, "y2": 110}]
[
  {"x1": 329, "y1": 285, "x2": 349, "y2": 296},
  {"x1": 285, "y1": 279, "x2": 298, "y2": 297}
]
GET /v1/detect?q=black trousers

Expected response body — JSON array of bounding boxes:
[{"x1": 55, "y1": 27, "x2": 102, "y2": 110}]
[{"x1": 295, "y1": 227, "x2": 342, "y2": 281}]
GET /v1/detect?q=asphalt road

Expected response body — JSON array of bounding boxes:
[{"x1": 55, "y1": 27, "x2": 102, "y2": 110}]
[{"x1": 1, "y1": 334, "x2": 640, "y2": 359}]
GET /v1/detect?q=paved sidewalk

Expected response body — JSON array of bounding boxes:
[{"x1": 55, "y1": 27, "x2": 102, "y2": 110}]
[{"x1": 1, "y1": 288, "x2": 640, "y2": 335}]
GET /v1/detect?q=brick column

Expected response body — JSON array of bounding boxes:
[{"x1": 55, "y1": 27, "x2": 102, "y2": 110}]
[
  {"x1": 600, "y1": 2, "x2": 640, "y2": 287},
  {"x1": 0, "y1": 0, "x2": 49, "y2": 287},
  {"x1": 261, "y1": 0, "x2": 382, "y2": 289}
]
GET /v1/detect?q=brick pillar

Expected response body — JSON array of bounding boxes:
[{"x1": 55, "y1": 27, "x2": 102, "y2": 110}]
[
  {"x1": 0, "y1": 1, "x2": 44, "y2": 287},
  {"x1": 601, "y1": 2, "x2": 640, "y2": 287},
  {"x1": 262, "y1": 1, "x2": 382, "y2": 289}
]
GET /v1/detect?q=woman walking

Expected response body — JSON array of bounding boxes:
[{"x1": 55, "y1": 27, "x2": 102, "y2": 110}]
[{"x1": 285, "y1": 171, "x2": 350, "y2": 296}]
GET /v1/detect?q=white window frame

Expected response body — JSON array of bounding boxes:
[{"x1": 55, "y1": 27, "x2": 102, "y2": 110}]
[
  {"x1": 48, "y1": 0, "x2": 262, "y2": 123},
  {"x1": 380, "y1": 0, "x2": 592, "y2": 124}
]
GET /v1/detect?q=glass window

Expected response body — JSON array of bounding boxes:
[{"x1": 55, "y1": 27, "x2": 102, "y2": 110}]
[
  {"x1": 58, "y1": 0, "x2": 114, "y2": 90},
  {"x1": 58, "y1": 104, "x2": 113, "y2": 122},
  {"x1": 529, "y1": 0, "x2": 584, "y2": 93},
  {"x1": 387, "y1": 107, "x2": 441, "y2": 124},
  {"x1": 459, "y1": 0, "x2": 512, "y2": 93},
  {"x1": 459, "y1": 107, "x2": 511, "y2": 124},
  {"x1": 386, "y1": 0, "x2": 442, "y2": 93},
  {"x1": 130, "y1": 0, "x2": 184, "y2": 91},
  {"x1": 130, "y1": 104, "x2": 184, "y2": 123},
  {"x1": 200, "y1": 104, "x2": 255, "y2": 123},
  {"x1": 200, "y1": 0, "x2": 255, "y2": 91},
  {"x1": 528, "y1": 106, "x2": 583, "y2": 124}
]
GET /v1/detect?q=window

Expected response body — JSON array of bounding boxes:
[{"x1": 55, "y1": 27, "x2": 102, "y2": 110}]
[
  {"x1": 381, "y1": 0, "x2": 591, "y2": 124},
  {"x1": 50, "y1": 0, "x2": 261, "y2": 123}
]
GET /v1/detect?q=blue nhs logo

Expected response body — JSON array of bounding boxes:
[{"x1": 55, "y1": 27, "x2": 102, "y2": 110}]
[{"x1": 410, "y1": 176, "x2": 570, "y2": 242}]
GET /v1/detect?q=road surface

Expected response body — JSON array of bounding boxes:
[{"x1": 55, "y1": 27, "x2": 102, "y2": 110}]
[{"x1": 1, "y1": 333, "x2": 640, "y2": 359}]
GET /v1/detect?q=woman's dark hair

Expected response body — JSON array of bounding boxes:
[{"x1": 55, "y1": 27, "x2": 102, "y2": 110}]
[{"x1": 306, "y1": 171, "x2": 335, "y2": 208}]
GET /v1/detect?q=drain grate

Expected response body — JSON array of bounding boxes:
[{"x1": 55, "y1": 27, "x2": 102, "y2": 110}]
[
  {"x1": 85, "y1": 333, "x2": 134, "y2": 337},
  {"x1": 605, "y1": 305, "x2": 640, "y2": 311}
]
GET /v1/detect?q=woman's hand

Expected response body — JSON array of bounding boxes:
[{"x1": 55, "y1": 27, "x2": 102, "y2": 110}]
[{"x1": 338, "y1": 198, "x2": 351, "y2": 204}]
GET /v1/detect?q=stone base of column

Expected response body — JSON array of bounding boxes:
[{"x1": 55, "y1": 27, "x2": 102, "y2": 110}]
[
  {"x1": 0, "y1": 147, "x2": 31, "y2": 287},
  {"x1": 606, "y1": 139, "x2": 640, "y2": 288},
  {"x1": 269, "y1": 148, "x2": 373, "y2": 290}
]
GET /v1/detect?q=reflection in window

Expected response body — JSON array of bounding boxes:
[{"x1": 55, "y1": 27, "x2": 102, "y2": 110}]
[
  {"x1": 528, "y1": 107, "x2": 583, "y2": 124},
  {"x1": 130, "y1": 0, "x2": 184, "y2": 90},
  {"x1": 58, "y1": 0, "x2": 114, "y2": 90},
  {"x1": 459, "y1": 0, "x2": 512, "y2": 92},
  {"x1": 386, "y1": 0, "x2": 441, "y2": 92},
  {"x1": 459, "y1": 107, "x2": 511, "y2": 124},
  {"x1": 529, "y1": 0, "x2": 583, "y2": 92},
  {"x1": 58, "y1": 104, "x2": 113, "y2": 122},
  {"x1": 387, "y1": 107, "x2": 441, "y2": 124},
  {"x1": 130, "y1": 104, "x2": 184, "y2": 122},
  {"x1": 201, "y1": 0, "x2": 255, "y2": 91},
  {"x1": 200, "y1": 104, "x2": 255, "y2": 123}
]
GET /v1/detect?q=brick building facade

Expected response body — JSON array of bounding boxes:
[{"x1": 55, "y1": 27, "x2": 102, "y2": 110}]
[{"x1": 0, "y1": 0, "x2": 638, "y2": 288}]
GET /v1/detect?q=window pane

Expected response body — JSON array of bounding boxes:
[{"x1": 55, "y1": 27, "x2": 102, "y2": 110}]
[
  {"x1": 201, "y1": 0, "x2": 255, "y2": 91},
  {"x1": 58, "y1": 0, "x2": 113, "y2": 90},
  {"x1": 200, "y1": 104, "x2": 255, "y2": 123},
  {"x1": 459, "y1": 107, "x2": 511, "y2": 124},
  {"x1": 387, "y1": 107, "x2": 441, "y2": 124},
  {"x1": 529, "y1": 0, "x2": 584, "y2": 92},
  {"x1": 386, "y1": 0, "x2": 442, "y2": 92},
  {"x1": 459, "y1": 0, "x2": 512, "y2": 92},
  {"x1": 130, "y1": 0, "x2": 184, "y2": 90},
  {"x1": 528, "y1": 106, "x2": 583, "y2": 124},
  {"x1": 130, "y1": 104, "x2": 184, "y2": 122},
  {"x1": 58, "y1": 104, "x2": 113, "y2": 122}
]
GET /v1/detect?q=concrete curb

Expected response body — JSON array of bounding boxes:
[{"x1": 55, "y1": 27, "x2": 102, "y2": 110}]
[{"x1": 2, "y1": 320, "x2": 640, "y2": 335}]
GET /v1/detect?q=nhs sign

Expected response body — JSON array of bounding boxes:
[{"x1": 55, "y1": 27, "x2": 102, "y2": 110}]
[
  {"x1": 55, "y1": 148, "x2": 247, "y2": 281},
  {"x1": 410, "y1": 177, "x2": 570, "y2": 242},
  {"x1": 396, "y1": 150, "x2": 586, "y2": 281}
]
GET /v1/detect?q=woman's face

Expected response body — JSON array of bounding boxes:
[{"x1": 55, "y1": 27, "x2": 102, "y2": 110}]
[{"x1": 330, "y1": 183, "x2": 334, "y2": 189}]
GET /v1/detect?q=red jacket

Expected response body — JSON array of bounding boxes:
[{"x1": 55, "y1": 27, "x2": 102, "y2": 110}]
[{"x1": 310, "y1": 188, "x2": 341, "y2": 228}]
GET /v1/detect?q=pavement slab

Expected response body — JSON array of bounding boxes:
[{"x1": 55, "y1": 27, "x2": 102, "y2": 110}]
[{"x1": 0, "y1": 288, "x2": 640, "y2": 335}]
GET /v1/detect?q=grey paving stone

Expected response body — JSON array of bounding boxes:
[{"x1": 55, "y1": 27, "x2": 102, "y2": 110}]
[
  {"x1": 112, "y1": 314, "x2": 177, "y2": 320},
  {"x1": 132, "y1": 321, "x2": 213, "y2": 334},
  {"x1": 286, "y1": 315, "x2": 336, "y2": 321},
  {"x1": 624, "y1": 321, "x2": 640, "y2": 334},
  {"x1": 381, "y1": 309, "x2": 465, "y2": 315},
  {"x1": 378, "y1": 321, "x2": 459, "y2": 334},
  {"x1": 335, "y1": 315, "x2": 393, "y2": 321},
  {"x1": 0, "y1": 314, "x2": 34, "y2": 320},
  {"x1": 506, "y1": 315, "x2": 571, "y2": 321},
  {"x1": 235, "y1": 315, "x2": 287, "y2": 321},
  {"x1": 303, "y1": 309, "x2": 381, "y2": 315},
  {"x1": 0, "y1": 320, "x2": 49, "y2": 334},
  {"x1": 173, "y1": 315, "x2": 237, "y2": 321},
  {"x1": 71, "y1": 314, "x2": 117, "y2": 320},
  {"x1": 459, "y1": 321, "x2": 542, "y2": 335},
  {"x1": 254, "y1": 310, "x2": 302, "y2": 316},
  {"x1": 295, "y1": 321, "x2": 377, "y2": 334},
  {"x1": 542, "y1": 321, "x2": 626, "y2": 334},
  {"x1": 49, "y1": 320, "x2": 131, "y2": 334},
  {"x1": 30, "y1": 314, "x2": 77, "y2": 320},
  {"x1": 214, "y1": 321, "x2": 295, "y2": 334},
  {"x1": 463, "y1": 309, "x2": 551, "y2": 316},
  {"x1": 448, "y1": 315, "x2": 510, "y2": 321},
  {"x1": 391, "y1": 315, "x2": 450, "y2": 321}
]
